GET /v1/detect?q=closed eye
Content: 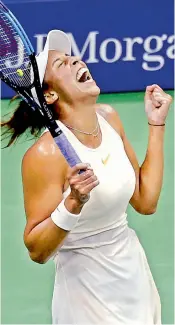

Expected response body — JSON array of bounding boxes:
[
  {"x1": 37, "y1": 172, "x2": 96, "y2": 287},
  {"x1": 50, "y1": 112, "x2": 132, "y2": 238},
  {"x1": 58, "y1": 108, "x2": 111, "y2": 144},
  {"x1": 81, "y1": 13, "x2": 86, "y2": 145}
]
[
  {"x1": 52, "y1": 58, "x2": 64, "y2": 68},
  {"x1": 52, "y1": 54, "x2": 70, "y2": 68},
  {"x1": 57, "y1": 61, "x2": 64, "y2": 68}
]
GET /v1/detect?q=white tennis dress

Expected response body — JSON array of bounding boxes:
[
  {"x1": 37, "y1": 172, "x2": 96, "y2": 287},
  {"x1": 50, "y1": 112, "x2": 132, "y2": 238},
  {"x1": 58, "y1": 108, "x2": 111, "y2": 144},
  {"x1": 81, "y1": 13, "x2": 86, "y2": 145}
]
[{"x1": 50, "y1": 113, "x2": 161, "y2": 324}]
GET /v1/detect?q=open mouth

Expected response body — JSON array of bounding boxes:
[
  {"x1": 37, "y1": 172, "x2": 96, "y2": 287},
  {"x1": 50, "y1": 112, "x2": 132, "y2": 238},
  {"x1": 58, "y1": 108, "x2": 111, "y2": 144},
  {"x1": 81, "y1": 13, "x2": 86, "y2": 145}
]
[{"x1": 76, "y1": 67, "x2": 92, "y2": 83}]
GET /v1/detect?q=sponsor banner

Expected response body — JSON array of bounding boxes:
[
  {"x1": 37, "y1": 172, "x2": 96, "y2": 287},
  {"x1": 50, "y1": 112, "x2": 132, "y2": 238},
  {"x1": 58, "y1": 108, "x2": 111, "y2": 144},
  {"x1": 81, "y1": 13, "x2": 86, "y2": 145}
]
[{"x1": 2, "y1": 0, "x2": 174, "y2": 98}]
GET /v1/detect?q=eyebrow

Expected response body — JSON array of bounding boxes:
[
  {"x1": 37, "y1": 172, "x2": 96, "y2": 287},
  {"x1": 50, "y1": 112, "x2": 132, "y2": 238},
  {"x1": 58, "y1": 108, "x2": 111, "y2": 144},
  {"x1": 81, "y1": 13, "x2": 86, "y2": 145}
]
[
  {"x1": 52, "y1": 58, "x2": 61, "y2": 67},
  {"x1": 52, "y1": 54, "x2": 70, "y2": 67}
]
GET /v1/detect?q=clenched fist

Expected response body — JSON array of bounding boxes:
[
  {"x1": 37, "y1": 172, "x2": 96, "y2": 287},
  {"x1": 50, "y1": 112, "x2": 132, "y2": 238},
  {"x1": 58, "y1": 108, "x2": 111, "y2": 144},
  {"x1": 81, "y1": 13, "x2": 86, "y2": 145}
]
[
  {"x1": 145, "y1": 84, "x2": 172, "y2": 125},
  {"x1": 67, "y1": 163, "x2": 99, "y2": 205}
]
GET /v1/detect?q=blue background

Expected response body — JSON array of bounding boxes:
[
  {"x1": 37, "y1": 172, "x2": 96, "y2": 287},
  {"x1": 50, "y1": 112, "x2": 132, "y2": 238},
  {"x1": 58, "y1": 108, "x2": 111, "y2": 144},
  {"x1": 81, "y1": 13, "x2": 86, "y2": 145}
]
[{"x1": 2, "y1": 0, "x2": 174, "y2": 97}]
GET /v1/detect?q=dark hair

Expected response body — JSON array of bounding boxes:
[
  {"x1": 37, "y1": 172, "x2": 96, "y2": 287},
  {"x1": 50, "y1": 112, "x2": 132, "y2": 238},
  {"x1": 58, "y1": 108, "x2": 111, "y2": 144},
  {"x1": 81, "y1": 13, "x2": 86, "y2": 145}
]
[
  {"x1": 1, "y1": 96, "x2": 46, "y2": 147},
  {"x1": 1, "y1": 91, "x2": 58, "y2": 147}
]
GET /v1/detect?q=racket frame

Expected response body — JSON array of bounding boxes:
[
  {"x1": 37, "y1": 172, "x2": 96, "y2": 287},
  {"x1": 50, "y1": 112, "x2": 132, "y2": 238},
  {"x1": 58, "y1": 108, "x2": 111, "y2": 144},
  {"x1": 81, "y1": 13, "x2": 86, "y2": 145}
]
[{"x1": 0, "y1": 2, "x2": 82, "y2": 167}]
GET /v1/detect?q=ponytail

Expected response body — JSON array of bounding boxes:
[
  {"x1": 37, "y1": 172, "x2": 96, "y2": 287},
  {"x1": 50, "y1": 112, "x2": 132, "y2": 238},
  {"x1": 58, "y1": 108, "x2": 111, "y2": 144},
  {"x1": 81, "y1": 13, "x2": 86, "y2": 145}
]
[
  {"x1": 1, "y1": 96, "x2": 45, "y2": 147},
  {"x1": 1, "y1": 80, "x2": 59, "y2": 147}
]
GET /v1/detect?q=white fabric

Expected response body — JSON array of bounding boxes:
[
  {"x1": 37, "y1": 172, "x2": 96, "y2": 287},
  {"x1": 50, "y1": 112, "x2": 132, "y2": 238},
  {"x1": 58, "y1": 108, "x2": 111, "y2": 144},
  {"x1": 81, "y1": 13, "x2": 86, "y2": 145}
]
[
  {"x1": 51, "y1": 198, "x2": 81, "y2": 231},
  {"x1": 36, "y1": 30, "x2": 71, "y2": 85},
  {"x1": 51, "y1": 113, "x2": 161, "y2": 324},
  {"x1": 31, "y1": 30, "x2": 71, "y2": 104}
]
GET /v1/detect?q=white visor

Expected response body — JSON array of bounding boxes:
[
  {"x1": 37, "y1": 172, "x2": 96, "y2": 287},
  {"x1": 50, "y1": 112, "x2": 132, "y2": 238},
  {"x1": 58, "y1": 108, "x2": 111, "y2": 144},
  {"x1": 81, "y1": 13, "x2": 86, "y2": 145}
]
[
  {"x1": 36, "y1": 29, "x2": 71, "y2": 85},
  {"x1": 31, "y1": 30, "x2": 71, "y2": 105}
]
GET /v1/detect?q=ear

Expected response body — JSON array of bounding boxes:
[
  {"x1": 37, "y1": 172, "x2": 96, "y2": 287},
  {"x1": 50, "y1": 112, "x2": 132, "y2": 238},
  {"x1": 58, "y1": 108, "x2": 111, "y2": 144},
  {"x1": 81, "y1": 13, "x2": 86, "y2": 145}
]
[{"x1": 44, "y1": 91, "x2": 59, "y2": 104}]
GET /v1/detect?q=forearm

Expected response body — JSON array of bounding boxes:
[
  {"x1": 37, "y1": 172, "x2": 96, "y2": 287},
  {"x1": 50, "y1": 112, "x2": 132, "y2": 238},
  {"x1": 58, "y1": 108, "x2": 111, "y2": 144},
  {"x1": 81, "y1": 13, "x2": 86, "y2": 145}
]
[
  {"x1": 24, "y1": 196, "x2": 83, "y2": 263},
  {"x1": 24, "y1": 217, "x2": 68, "y2": 263},
  {"x1": 139, "y1": 124, "x2": 165, "y2": 210}
]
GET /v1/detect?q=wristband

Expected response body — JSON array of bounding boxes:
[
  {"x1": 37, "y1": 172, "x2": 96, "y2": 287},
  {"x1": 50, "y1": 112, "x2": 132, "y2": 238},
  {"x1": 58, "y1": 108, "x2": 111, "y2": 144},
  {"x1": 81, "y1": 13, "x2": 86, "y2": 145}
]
[
  {"x1": 148, "y1": 122, "x2": 165, "y2": 126},
  {"x1": 51, "y1": 199, "x2": 81, "y2": 231}
]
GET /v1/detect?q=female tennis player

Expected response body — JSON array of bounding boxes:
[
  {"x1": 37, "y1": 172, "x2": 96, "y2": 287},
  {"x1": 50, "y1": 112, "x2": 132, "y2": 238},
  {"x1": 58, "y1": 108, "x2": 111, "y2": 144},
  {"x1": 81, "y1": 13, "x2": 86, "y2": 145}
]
[{"x1": 2, "y1": 30, "x2": 172, "y2": 324}]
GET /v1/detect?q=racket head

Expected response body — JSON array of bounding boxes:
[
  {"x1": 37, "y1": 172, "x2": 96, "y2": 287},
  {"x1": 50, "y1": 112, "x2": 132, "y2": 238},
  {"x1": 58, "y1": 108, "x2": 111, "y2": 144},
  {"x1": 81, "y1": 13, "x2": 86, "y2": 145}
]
[
  {"x1": 0, "y1": 1, "x2": 50, "y2": 111},
  {"x1": 0, "y1": 1, "x2": 82, "y2": 167},
  {"x1": 0, "y1": 1, "x2": 34, "y2": 52},
  {"x1": 0, "y1": 3, "x2": 35, "y2": 89}
]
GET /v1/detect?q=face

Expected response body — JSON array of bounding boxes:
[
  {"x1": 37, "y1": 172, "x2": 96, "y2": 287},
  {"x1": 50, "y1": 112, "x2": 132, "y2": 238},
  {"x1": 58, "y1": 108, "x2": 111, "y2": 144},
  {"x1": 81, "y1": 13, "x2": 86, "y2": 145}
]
[{"x1": 44, "y1": 51, "x2": 100, "y2": 105}]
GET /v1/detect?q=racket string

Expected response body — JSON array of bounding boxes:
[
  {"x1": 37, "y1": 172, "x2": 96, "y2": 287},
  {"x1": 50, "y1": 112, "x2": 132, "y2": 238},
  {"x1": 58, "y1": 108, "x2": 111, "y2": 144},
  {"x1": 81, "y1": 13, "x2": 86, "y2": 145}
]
[{"x1": 0, "y1": 11, "x2": 32, "y2": 87}]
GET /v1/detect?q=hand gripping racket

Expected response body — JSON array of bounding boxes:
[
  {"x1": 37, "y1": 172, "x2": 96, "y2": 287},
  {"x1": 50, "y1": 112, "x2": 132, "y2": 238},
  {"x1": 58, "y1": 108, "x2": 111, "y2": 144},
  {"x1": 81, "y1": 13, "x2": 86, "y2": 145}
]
[{"x1": 0, "y1": 1, "x2": 82, "y2": 168}]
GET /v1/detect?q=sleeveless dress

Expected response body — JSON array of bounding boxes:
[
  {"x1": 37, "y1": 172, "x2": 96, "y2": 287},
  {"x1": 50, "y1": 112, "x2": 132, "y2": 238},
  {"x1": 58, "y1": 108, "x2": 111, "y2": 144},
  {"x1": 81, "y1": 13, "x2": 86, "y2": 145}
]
[{"x1": 50, "y1": 113, "x2": 161, "y2": 324}]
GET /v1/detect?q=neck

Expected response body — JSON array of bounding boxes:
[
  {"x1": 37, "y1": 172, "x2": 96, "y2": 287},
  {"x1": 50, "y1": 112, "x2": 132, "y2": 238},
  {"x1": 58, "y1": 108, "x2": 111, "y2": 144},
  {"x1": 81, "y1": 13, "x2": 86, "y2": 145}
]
[
  {"x1": 56, "y1": 102, "x2": 101, "y2": 148},
  {"x1": 59, "y1": 102, "x2": 98, "y2": 132}
]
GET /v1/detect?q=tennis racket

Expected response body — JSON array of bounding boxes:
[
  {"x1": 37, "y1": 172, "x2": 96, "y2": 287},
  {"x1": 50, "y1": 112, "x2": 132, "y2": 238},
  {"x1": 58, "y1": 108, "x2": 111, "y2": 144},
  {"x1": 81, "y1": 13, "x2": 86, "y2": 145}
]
[{"x1": 0, "y1": 1, "x2": 82, "y2": 168}]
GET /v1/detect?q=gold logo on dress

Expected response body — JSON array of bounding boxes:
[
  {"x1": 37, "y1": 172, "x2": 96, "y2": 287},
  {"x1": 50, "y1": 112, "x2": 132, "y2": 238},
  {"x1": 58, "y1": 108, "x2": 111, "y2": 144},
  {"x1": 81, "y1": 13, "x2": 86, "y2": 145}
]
[{"x1": 102, "y1": 154, "x2": 110, "y2": 165}]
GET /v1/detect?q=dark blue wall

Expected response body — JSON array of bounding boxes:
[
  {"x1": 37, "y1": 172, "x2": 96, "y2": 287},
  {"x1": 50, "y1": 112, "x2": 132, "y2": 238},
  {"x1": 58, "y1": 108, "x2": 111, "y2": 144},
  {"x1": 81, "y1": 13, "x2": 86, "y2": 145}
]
[{"x1": 2, "y1": 0, "x2": 174, "y2": 97}]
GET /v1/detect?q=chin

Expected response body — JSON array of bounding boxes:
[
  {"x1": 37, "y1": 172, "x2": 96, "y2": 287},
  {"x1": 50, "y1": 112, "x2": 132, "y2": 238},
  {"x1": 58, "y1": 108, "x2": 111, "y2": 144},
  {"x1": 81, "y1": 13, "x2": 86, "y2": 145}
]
[
  {"x1": 90, "y1": 85, "x2": 100, "y2": 97},
  {"x1": 86, "y1": 80, "x2": 100, "y2": 97},
  {"x1": 74, "y1": 79, "x2": 100, "y2": 100}
]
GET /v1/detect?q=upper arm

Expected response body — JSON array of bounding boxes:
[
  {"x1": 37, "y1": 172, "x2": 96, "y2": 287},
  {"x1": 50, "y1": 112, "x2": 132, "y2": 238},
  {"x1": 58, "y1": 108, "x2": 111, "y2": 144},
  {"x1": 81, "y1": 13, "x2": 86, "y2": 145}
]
[
  {"x1": 121, "y1": 131, "x2": 141, "y2": 210},
  {"x1": 97, "y1": 104, "x2": 141, "y2": 211},
  {"x1": 22, "y1": 132, "x2": 68, "y2": 234}
]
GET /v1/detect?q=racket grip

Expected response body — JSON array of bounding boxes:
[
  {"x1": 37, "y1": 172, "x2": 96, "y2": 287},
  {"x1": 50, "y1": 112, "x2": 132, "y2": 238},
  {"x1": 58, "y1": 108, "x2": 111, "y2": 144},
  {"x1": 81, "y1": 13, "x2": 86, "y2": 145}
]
[{"x1": 54, "y1": 133, "x2": 82, "y2": 168}]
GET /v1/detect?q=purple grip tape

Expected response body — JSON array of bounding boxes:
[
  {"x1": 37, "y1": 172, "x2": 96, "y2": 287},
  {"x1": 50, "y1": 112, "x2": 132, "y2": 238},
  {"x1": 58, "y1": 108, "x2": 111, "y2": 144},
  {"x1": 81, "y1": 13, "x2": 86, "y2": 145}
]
[{"x1": 54, "y1": 133, "x2": 81, "y2": 167}]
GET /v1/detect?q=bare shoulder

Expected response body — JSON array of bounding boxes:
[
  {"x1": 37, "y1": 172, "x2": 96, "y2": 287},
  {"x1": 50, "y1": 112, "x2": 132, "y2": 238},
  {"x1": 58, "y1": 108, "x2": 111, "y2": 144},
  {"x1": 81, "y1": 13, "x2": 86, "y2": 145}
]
[
  {"x1": 22, "y1": 131, "x2": 64, "y2": 167},
  {"x1": 22, "y1": 131, "x2": 68, "y2": 184},
  {"x1": 96, "y1": 103, "x2": 124, "y2": 139}
]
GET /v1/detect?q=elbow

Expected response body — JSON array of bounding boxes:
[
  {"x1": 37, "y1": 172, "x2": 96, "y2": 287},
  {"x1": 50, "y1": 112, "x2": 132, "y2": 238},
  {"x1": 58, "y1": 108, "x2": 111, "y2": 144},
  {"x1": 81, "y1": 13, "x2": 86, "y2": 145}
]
[
  {"x1": 29, "y1": 251, "x2": 47, "y2": 264},
  {"x1": 131, "y1": 194, "x2": 158, "y2": 215},
  {"x1": 148, "y1": 205, "x2": 157, "y2": 215},
  {"x1": 24, "y1": 232, "x2": 48, "y2": 264},
  {"x1": 141, "y1": 207, "x2": 157, "y2": 215},
  {"x1": 137, "y1": 205, "x2": 157, "y2": 215}
]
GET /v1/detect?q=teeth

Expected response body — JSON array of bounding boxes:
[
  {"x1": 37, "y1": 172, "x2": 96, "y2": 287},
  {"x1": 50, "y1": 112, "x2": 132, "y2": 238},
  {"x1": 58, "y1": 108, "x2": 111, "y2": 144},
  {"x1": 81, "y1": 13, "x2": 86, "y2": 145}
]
[{"x1": 76, "y1": 67, "x2": 90, "y2": 82}]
